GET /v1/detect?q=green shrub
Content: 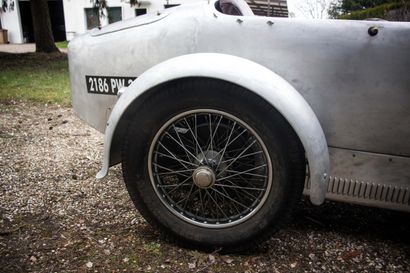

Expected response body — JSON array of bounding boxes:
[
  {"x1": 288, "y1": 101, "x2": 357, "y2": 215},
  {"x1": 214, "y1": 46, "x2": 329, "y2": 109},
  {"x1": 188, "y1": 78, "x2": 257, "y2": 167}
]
[{"x1": 339, "y1": 2, "x2": 409, "y2": 20}]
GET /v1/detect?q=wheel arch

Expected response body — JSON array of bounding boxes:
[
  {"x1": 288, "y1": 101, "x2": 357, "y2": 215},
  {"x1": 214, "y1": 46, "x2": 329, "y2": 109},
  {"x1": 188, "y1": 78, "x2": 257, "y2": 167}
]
[{"x1": 98, "y1": 53, "x2": 329, "y2": 205}]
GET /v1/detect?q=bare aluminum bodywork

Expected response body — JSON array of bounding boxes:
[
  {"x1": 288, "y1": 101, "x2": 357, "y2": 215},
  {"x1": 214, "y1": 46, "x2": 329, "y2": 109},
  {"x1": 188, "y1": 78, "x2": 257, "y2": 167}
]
[
  {"x1": 68, "y1": 1, "x2": 410, "y2": 211},
  {"x1": 95, "y1": 53, "x2": 330, "y2": 205}
]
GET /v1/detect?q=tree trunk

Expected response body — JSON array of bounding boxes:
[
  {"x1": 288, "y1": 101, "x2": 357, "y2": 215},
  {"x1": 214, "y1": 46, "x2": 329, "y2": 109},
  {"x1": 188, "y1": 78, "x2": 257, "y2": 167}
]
[{"x1": 30, "y1": 0, "x2": 59, "y2": 53}]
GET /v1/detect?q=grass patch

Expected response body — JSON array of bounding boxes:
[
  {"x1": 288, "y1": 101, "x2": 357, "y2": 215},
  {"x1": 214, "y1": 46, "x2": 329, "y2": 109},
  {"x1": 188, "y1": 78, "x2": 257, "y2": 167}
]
[
  {"x1": 55, "y1": 40, "x2": 68, "y2": 49},
  {"x1": 0, "y1": 52, "x2": 71, "y2": 106},
  {"x1": 339, "y1": 1, "x2": 409, "y2": 20}
]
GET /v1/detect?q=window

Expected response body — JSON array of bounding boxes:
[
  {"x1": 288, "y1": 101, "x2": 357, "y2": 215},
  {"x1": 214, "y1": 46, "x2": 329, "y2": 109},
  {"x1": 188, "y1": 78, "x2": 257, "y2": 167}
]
[
  {"x1": 135, "y1": 8, "x2": 147, "y2": 16},
  {"x1": 108, "y1": 7, "x2": 122, "y2": 24},
  {"x1": 85, "y1": 8, "x2": 100, "y2": 30}
]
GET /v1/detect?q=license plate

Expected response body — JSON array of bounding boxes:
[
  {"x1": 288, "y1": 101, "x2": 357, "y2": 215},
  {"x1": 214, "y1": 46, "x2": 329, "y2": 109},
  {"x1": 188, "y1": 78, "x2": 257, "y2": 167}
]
[{"x1": 86, "y1": 76, "x2": 137, "y2": 95}]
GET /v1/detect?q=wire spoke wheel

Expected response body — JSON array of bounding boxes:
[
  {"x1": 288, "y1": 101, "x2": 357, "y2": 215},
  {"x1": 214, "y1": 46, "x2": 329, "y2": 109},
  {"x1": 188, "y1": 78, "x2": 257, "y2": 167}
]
[
  {"x1": 122, "y1": 80, "x2": 305, "y2": 251},
  {"x1": 148, "y1": 109, "x2": 273, "y2": 228}
]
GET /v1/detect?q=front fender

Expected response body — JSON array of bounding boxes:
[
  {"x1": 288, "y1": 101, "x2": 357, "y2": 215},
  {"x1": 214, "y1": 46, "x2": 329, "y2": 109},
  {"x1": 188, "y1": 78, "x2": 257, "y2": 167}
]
[{"x1": 97, "y1": 53, "x2": 329, "y2": 205}]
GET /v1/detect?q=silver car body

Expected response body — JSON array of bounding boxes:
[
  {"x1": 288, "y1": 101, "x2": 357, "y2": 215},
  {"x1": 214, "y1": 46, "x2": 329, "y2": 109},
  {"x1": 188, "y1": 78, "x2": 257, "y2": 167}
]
[{"x1": 68, "y1": 0, "x2": 410, "y2": 211}]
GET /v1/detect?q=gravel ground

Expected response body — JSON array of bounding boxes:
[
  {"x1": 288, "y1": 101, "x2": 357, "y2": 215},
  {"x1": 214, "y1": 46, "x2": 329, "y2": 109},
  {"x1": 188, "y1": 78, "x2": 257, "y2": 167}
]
[
  {"x1": 0, "y1": 44, "x2": 67, "y2": 54},
  {"x1": 0, "y1": 101, "x2": 409, "y2": 273}
]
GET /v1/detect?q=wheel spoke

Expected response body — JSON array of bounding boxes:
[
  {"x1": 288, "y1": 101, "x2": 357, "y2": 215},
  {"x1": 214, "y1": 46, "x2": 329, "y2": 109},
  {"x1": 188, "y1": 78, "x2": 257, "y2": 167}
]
[
  {"x1": 198, "y1": 189, "x2": 206, "y2": 217},
  {"x1": 223, "y1": 128, "x2": 248, "y2": 151},
  {"x1": 203, "y1": 189, "x2": 213, "y2": 218},
  {"x1": 218, "y1": 164, "x2": 267, "y2": 181},
  {"x1": 223, "y1": 168, "x2": 268, "y2": 178},
  {"x1": 155, "y1": 151, "x2": 198, "y2": 167},
  {"x1": 215, "y1": 183, "x2": 240, "y2": 215},
  {"x1": 156, "y1": 145, "x2": 198, "y2": 169},
  {"x1": 220, "y1": 151, "x2": 263, "y2": 164},
  {"x1": 213, "y1": 184, "x2": 265, "y2": 191},
  {"x1": 184, "y1": 186, "x2": 199, "y2": 210},
  {"x1": 209, "y1": 114, "x2": 213, "y2": 151},
  {"x1": 216, "y1": 121, "x2": 236, "y2": 169},
  {"x1": 194, "y1": 114, "x2": 198, "y2": 155},
  {"x1": 209, "y1": 187, "x2": 250, "y2": 209},
  {"x1": 153, "y1": 162, "x2": 196, "y2": 177},
  {"x1": 184, "y1": 117, "x2": 208, "y2": 164},
  {"x1": 176, "y1": 183, "x2": 195, "y2": 206},
  {"x1": 167, "y1": 176, "x2": 193, "y2": 195},
  {"x1": 224, "y1": 179, "x2": 260, "y2": 202},
  {"x1": 217, "y1": 140, "x2": 258, "y2": 177},
  {"x1": 158, "y1": 183, "x2": 192, "y2": 188},
  {"x1": 205, "y1": 189, "x2": 229, "y2": 219},
  {"x1": 163, "y1": 133, "x2": 201, "y2": 164},
  {"x1": 155, "y1": 169, "x2": 195, "y2": 176},
  {"x1": 206, "y1": 115, "x2": 223, "y2": 151},
  {"x1": 171, "y1": 124, "x2": 198, "y2": 163}
]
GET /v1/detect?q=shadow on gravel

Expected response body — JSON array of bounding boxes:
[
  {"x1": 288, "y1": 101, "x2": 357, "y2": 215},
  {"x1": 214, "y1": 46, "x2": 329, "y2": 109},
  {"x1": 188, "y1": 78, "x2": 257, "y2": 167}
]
[
  {"x1": 292, "y1": 199, "x2": 410, "y2": 245},
  {"x1": 1, "y1": 199, "x2": 409, "y2": 273},
  {"x1": 0, "y1": 212, "x2": 63, "y2": 273},
  {"x1": 134, "y1": 197, "x2": 410, "y2": 254}
]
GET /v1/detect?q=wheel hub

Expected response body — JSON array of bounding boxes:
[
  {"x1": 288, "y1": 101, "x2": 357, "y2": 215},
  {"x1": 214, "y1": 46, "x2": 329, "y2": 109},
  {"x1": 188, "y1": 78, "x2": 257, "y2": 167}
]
[
  {"x1": 192, "y1": 166, "x2": 215, "y2": 188},
  {"x1": 197, "y1": 150, "x2": 220, "y2": 167},
  {"x1": 197, "y1": 150, "x2": 227, "y2": 176}
]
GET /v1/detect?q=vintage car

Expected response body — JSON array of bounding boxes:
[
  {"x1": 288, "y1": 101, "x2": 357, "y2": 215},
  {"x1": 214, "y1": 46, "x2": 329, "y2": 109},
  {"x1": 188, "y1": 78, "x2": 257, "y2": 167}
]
[{"x1": 68, "y1": 0, "x2": 410, "y2": 251}]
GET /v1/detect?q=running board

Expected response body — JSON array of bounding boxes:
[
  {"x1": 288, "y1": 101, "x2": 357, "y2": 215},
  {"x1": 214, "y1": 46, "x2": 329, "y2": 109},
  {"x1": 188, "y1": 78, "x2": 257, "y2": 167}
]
[{"x1": 304, "y1": 147, "x2": 410, "y2": 212}]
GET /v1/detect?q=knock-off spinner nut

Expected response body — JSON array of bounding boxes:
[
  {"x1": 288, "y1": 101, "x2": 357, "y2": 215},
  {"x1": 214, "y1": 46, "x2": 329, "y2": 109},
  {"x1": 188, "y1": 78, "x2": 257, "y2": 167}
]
[{"x1": 193, "y1": 166, "x2": 216, "y2": 188}]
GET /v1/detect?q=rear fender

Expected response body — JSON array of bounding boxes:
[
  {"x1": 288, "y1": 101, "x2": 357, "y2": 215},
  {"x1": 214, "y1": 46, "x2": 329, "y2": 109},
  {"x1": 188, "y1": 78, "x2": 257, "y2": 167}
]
[{"x1": 97, "y1": 53, "x2": 330, "y2": 205}]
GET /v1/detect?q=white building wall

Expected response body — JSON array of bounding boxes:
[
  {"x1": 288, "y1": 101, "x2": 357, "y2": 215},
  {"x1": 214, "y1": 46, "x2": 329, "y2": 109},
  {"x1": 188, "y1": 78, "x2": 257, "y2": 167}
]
[
  {"x1": 62, "y1": 0, "x2": 205, "y2": 41},
  {"x1": 0, "y1": 0, "x2": 205, "y2": 43},
  {"x1": 0, "y1": 3, "x2": 24, "y2": 43}
]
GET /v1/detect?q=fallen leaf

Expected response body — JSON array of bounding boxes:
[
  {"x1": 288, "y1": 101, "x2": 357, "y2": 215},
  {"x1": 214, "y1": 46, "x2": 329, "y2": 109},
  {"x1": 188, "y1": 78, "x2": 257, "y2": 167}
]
[{"x1": 342, "y1": 249, "x2": 361, "y2": 261}]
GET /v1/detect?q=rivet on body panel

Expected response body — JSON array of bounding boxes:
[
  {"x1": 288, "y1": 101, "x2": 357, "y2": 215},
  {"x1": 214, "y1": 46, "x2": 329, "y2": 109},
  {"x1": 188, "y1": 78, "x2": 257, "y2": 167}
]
[{"x1": 368, "y1": 26, "x2": 378, "y2": 36}]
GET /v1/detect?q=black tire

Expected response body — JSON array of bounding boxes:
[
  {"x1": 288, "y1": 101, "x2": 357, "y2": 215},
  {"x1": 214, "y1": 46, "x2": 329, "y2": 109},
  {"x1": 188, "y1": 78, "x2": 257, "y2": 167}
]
[{"x1": 121, "y1": 78, "x2": 305, "y2": 252}]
